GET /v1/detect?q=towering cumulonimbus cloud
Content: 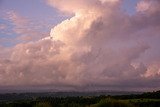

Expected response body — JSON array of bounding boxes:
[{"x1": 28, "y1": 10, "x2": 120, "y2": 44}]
[{"x1": 0, "y1": 0, "x2": 160, "y2": 91}]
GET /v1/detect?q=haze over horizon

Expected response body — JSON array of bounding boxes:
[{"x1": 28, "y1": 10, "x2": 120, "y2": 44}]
[{"x1": 0, "y1": 0, "x2": 160, "y2": 92}]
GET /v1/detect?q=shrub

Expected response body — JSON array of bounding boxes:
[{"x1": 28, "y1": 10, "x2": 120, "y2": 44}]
[
  {"x1": 90, "y1": 98, "x2": 135, "y2": 107},
  {"x1": 34, "y1": 102, "x2": 52, "y2": 107}
]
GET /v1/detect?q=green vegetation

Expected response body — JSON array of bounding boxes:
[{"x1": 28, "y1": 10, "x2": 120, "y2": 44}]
[
  {"x1": 89, "y1": 98, "x2": 135, "y2": 107},
  {"x1": 0, "y1": 90, "x2": 160, "y2": 107},
  {"x1": 34, "y1": 102, "x2": 52, "y2": 107}
]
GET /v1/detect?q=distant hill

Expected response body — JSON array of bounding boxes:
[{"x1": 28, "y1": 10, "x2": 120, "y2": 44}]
[
  {"x1": 0, "y1": 90, "x2": 159, "y2": 102},
  {"x1": 113, "y1": 90, "x2": 160, "y2": 99}
]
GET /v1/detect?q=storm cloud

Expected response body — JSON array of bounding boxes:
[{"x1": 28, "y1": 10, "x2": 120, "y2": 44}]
[{"x1": 0, "y1": 0, "x2": 160, "y2": 91}]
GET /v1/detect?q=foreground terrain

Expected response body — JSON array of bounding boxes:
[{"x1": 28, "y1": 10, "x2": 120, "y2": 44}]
[{"x1": 0, "y1": 91, "x2": 160, "y2": 107}]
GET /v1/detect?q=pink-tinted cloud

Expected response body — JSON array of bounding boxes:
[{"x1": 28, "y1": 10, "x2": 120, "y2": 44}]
[
  {"x1": 136, "y1": 0, "x2": 160, "y2": 14},
  {"x1": 0, "y1": 24, "x2": 7, "y2": 30},
  {"x1": 0, "y1": 0, "x2": 160, "y2": 91},
  {"x1": 3, "y1": 11, "x2": 50, "y2": 42}
]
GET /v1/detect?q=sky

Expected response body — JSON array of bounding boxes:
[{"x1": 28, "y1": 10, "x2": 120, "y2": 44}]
[{"x1": 0, "y1": 0, "x2": 160, "y2": 92}]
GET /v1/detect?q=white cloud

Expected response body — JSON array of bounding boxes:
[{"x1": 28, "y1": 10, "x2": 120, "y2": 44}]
[{"x1": 0, "y1": 0, "x2": 160, "y2": 91}]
